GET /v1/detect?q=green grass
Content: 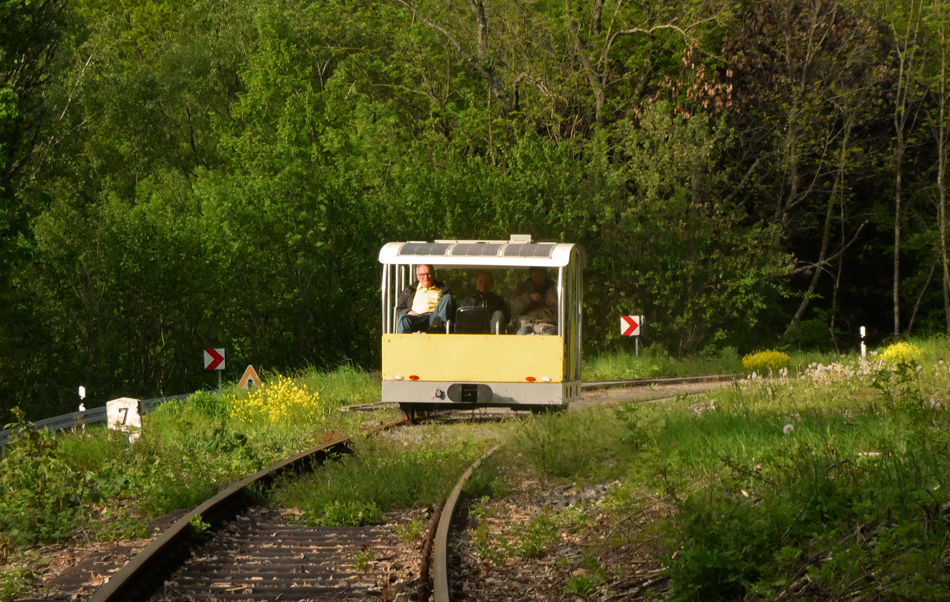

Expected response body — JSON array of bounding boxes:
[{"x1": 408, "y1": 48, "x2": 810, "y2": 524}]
[
  {"x1": 0, "y1": 365, "x2": 388, "y2": 550},
  {"x1": 270, "y1": 425, "x2": 497, "y2": 526},
  {"x1": 489, "y1": 336, "x2": 950, "y2": 601},
  {"x1": 583, "y1": 345, "x2": 744, "y2": 380},
  {"x1": 6, "y1": 338, "x2": 950, "y2": 602},
  {"x1": 0, "y1": 565, "x2": 33, "y2": 602},
  {"x1": 585, "y1": 336, "x2": 950, "y2": 381}
]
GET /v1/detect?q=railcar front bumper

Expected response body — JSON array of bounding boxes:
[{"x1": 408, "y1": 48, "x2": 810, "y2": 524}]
[{"x1": 382, "y1": 380, "x2": 581, "y2": 409}]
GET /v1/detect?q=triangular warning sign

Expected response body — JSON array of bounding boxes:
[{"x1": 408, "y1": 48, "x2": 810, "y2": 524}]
[{"x1": 239, "y1": 365, "x2": 262, "y2": 390}]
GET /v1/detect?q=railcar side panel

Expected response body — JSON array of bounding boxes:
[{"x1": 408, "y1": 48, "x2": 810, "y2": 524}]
[{"x1": 382, "y1": 334, "x2": 564, "y2": 383}]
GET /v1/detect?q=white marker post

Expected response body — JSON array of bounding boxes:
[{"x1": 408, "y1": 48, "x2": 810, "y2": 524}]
[
  {"x1": 106, "y1": 397, "x2": 142, "y2": 443},
  {"x1": 77, "y1": 386, "x2": 86, "y2": 432},
  {"x1": 860, "y1": 326, "x2": 866, "y2": 358}
]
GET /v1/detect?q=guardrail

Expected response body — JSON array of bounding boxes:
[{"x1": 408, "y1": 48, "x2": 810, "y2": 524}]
[{"x1": 0, "y1": 393, "x2": 193, "y2": 459}]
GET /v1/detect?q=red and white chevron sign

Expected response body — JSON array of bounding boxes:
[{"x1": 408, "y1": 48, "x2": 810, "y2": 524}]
[
  {"x1": 204, "y1": 348, "x2": 226, "y2": 370},
  {"x1": 621, "y1": 316, "x2": 642, "y2": 337}
]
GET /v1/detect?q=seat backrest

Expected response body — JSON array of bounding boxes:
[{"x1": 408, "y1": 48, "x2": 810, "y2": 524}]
[{"x1": 455, "y1": 306, "x2": 491, "y2": 334}]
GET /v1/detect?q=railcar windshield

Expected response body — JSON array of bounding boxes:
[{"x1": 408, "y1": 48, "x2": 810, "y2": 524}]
[{"x1": 379, "y1": 239, "x2": 582, "y2": 335}]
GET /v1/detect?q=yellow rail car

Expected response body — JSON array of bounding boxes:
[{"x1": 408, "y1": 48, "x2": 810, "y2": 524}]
[{"x1": 379, "y1": 236, "x2": 584, "y2": 417}]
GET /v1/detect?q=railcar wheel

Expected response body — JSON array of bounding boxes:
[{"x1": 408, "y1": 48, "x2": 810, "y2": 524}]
[
  {"x1": 530, "y1": 406, "x2": 566, "y2": 415},
  {"x1": 398, "y1": 404, "x2": 417, "y2": 423}
]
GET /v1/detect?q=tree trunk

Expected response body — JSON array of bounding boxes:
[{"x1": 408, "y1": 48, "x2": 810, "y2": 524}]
[{"x1": 891, "y1": 0, "x2": 924, "y2": 341}]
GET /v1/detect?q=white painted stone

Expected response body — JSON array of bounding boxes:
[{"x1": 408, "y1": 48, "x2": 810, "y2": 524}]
[{"x1": 107, "y1": 397, "x2": 142, "y2": 442}]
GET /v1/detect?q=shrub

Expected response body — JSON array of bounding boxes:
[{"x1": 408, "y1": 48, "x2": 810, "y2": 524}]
[
  {"x1": 878, "y1": 341, "x2": 923, "y2": 365},
  {"x1": 187, "y1": 390, "x2": 230, "y2": 419},
  {"x1": 229, "y1": 375, "x2": 319, "y2": 425},
  {"x1": 0, "y1": 566, "x2": 33, "y2": 601},
  {"x1": 742, "y1": 350, "x2": 791, "y2": 374}
]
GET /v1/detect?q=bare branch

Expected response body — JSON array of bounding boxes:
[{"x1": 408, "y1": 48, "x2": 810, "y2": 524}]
[{"x1": 392, "y1": 0, "x2": 512, "y2": 110}]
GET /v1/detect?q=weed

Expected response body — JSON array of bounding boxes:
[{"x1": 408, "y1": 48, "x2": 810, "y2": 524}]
[
  {"x1": 509, "y1": 410, "x2": 627, "y2": 480},
  {"x1": 271, "y1": 434, "x2": 489, "y2": 525},
  {"x1": 353, "y1": 548, "x2": 374, "y2": 572},
  {"x1": 0, "y1": 409, "x2": 84, "y2": 547},
  {"x1": 295, "y1": 364, "x2": 381, "y2": 409},
  {"x1": 564, "y1": 574, "x2": 595, "y2": 597},
  {"x1": 470, "y1": 505, "x2": 567, "y2": 563},
  {"x1": 187, "y1": 390, "x2": 231, "y2": 419},
  {"x1": 742, "y1": 350, "x2": 791, "y2": 375},
  {"x1": 394, "y1": 518, "x2": 425, "y2": 542},
  {"x1": 470, "y1": 496, "x2": 495, "y2": 520},
  {"x1": 646, "y1": 348, "x2": 950, "y2": 601},
  {"x1": 583, "y1": 345, "x2": 744, "y2": 380},
  {"x1": 0, "y1": 565, "x2": 33, "y2": 602},
  {"x1": 230, "y1": 374, "x2": 319, "y2": 425},
  {"x1": 472, "y1": 520, "x2": 506, "y2": 564},
  {"x1": 878, "y1": 341, "x2": 923, "y2": 365},
  {"x1": 508, "y1": 513, "x2": 558, "y2": 559},
  {"x1": 308, "y1": 500, "x2": 381, "y2": 527},
  {"x1": 189, "y1": 514, "x2": 211, "y2": 539}
]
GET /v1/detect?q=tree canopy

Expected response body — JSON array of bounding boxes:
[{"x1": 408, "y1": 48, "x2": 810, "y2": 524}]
[{"x1": 3, "y1": 0, "x2": 950, "y2": 419}]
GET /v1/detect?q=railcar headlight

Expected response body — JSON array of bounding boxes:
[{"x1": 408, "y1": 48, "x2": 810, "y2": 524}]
[
  {"x1": 394, "y1": 375, "x2": 404, "y2": 380},
  {"x1": 540, "y1": 376, "x2": 551, "y2": 382}
]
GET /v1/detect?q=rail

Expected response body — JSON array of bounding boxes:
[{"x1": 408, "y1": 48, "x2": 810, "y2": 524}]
[
  {"x1": 86, "y1": 429, "x2": 384, "y2": 602},
  {"x1": 432, "y1": 445, "x2": 500, "y2": 602}
]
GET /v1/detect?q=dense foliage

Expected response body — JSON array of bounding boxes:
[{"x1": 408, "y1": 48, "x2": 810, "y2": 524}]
[{"x1": 3, "y1": 0, "x2": 950, "y2": 419}]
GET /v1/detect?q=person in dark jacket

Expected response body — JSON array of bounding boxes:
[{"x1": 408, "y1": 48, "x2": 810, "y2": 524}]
[
  {"x1": 460, "y1": 271, "x2": 510, "y2": 333},
  {"x1": 395, "y1": 264, "x2": 456, "y2": 333},
  {"x1": 510, "y1": 267, "x2": 556, "y2": 335}
]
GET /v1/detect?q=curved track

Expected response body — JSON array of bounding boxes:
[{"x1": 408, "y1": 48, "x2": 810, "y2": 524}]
[
  {"x1": 88, "y1": 424, "x2": 398, "y2": 602},
  {"x1": 85, "y1": 375, "x2": 734, "y2": 601}
]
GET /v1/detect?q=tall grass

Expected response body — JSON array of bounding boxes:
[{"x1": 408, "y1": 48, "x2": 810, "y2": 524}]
[
  {"x1": 270, "y1": 427, "x2": 497, "y2": 525},
  {"x1": 0, "y1": 365, "x2": 387, "y2": 550},
  {"x1": 505, "y1": 336, "x2": 950, "y2": 601},
  {"x1": 584, "y1": 345, "x2": 744, "y2": 380}
]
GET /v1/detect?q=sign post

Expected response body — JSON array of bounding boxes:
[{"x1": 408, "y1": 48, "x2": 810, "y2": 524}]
[
  {"x1": 621, "y1": 315, "x2": 644, "y2": 357},
  {"x1": 204, "y1": 348, "x2": 227, "y2": 389}
]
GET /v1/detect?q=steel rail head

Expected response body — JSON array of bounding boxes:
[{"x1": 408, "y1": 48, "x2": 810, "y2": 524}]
[
  {"x1": 580, "y1": 374, "x2": 739, "y2": 390},
  {"x1": 433, "y1": 445, "x2": 500, "y2": 602}
]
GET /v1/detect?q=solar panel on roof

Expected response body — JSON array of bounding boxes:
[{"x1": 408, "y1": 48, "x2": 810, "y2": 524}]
[
  {"x1": 450, "y1": 243, "x2": 503, "y2": 256},
  {"x1": 401, "y1": 243, "x2": 452, "y2": 256},
  {"x1": 502, "y1": 244, "x2": 557, "y2": 258}
]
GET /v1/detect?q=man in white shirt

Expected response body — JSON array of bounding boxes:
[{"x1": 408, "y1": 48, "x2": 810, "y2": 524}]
[{"x1": 395, "y1": 264, "x2": 456, "y2": 333}]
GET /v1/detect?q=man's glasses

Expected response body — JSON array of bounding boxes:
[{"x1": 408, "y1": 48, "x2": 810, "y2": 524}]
[{"x1": 417, "y1": 272, "x2": 433, "y2": 278}]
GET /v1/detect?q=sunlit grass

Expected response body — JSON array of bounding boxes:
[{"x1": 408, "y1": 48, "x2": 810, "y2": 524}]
[
  {"x1": 270, "y1": 425, "x2": 498, "y2": 525},
  {"x1": 0, "y1": 364, "x2": 387, "y2": 549},
  {"x1": 498, "y1": 336, "x2": 950, "y2": 600},
  {"x1": 583, "y1": 345, "x2": 745, "y2": 380}
]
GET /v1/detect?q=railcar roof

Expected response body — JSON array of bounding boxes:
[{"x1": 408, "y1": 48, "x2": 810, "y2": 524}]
[{"x1": 378, "y1": 239, "x2": 582, "y2": 268}]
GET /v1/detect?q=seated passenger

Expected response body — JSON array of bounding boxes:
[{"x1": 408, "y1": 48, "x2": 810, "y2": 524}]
[
  {"x1": 510, "y1": 267, "x2": 556, "y2": 335},
  {"x1": 460, "y1": 271, "x2": 510, "y2": 333},
  {"x1": 396, "y1": 264, "x2": 456, "y2": 333}
]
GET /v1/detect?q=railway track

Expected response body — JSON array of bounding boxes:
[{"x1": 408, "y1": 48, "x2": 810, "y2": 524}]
[
  {"x1": 79, "y1": 420, "x2": 498, "y2": 602},
  {"x1": 24, "y1": 375, "x2": 732, "y2": 602}
]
